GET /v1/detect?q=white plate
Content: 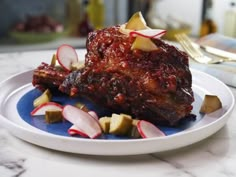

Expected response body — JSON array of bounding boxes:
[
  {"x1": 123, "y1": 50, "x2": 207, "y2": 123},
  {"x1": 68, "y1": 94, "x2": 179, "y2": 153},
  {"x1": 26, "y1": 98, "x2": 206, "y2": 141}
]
[{"x1": 0, "y1": 69, "x2": 234, "y2": 155}]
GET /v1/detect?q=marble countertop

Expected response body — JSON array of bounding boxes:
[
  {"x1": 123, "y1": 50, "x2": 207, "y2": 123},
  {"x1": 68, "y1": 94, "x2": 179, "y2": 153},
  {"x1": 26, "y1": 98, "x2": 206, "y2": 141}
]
[{"x1": 0, "y1": 50, "x2": 236, "y2": 177}]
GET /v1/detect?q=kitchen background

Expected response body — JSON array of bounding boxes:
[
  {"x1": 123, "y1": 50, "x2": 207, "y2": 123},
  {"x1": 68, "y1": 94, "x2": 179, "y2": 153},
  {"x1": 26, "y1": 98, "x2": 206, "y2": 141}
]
[{"x1": 0, "y1": 0, "x2": 235, "y2": 52}]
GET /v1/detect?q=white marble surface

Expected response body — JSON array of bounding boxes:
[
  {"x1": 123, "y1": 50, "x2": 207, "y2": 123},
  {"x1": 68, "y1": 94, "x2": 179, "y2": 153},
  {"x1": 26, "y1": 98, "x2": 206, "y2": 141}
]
[{"x1": 0, "y1": 50, "x2": 236, "y2": 177}]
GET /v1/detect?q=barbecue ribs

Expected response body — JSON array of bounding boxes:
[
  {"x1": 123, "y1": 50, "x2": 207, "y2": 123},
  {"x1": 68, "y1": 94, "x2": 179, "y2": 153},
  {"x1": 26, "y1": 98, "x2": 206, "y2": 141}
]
[{"x1": 33, "y1": 25, "x2": 195, "y2": 126}]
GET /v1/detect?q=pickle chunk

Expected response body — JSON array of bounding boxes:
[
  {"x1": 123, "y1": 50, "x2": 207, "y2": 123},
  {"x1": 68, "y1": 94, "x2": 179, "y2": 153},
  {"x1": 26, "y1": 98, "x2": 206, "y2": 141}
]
[
  {"x1": 99, "y1": 117, "x2": 111, "y2": 133},
  {"x1": 126, "y1": 11, "x2": 148, "y2": 30},
  {"x1": 200, "y1": 95, "x2": 222, "y2": 114},
  {"x1": 127, "y1": 119, "x2": 141, "y2": 138},
  {"x1": 109, "y1": 113, "x2": 132, "y2": 135},
  {"x1": 50, "y1": 54, "x2": 57, "y2": 67},
  {"x1": 131, "y1": 36, "x2": 158, "y2": 51},
  {"x1": 33, "y1": 89, "x2": 52, "y2": 107},
  {"x1": 75, "y1": 102, "x2": 89, "y2": 112},
  {"x1": 71, "y1": 62, "x2": 85, "y2": 71},
  {"x1": 45, "y1": 110, "x2": 63, "y2": 123}
]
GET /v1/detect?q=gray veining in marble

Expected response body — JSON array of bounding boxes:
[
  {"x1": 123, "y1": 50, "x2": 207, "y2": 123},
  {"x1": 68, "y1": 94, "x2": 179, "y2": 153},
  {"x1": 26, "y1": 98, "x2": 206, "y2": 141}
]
[{"x1": 0, "y1": 130, "x2": 26, "y2": 177}]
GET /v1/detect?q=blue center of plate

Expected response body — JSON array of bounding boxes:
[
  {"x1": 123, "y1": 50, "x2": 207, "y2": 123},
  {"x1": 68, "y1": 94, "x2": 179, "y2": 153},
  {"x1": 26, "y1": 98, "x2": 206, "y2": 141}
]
[{"x1": 17, "y1": 89, "x2": 201, "y2": 139}]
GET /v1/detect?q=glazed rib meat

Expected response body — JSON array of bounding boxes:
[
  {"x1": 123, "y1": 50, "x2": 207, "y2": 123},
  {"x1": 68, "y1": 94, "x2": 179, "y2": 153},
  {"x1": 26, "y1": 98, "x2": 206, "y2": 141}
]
[
  {"x1": 32, "y1": 62, "x2": 69, "y2": 91},
  {"x1": 57, "y1": 26, "x2": 194, "y2": 126}
]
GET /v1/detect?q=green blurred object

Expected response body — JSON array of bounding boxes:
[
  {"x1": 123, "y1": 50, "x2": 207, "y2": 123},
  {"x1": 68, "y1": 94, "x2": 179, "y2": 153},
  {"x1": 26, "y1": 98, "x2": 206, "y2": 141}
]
[{"x1": 9, "y1": 31, "x2": 64, "y2": 44}]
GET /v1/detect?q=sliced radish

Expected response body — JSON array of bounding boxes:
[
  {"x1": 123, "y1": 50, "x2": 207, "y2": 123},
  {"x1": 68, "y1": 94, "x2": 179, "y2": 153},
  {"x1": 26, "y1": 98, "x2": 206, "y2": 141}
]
[
  {"x1": 88, "y1": 111, "x2": 99, "y2": 121},
  {"x1": 31, "y1": 102, "x2": 63, "y2": 116},
  {"x1": 56, "y1": 44, "x2": 78, "y2": 71},
  {"x1": 119, "y1": 23, "x2": 133, "y2": 35},
  {"x1": 119, "y1": 23, "x2": 166, "y2": 39},
  {"x1": 137, "y1": 120, "x2": 165, "y2": 138},
  {"x1": 130, "y1": 29, "x2": 166, "y2": 39},
  {"x1": 62, "y1": 105, "x2": 102, "y2": 139},
  {"x1": 68, "y1": 125, "x2": 89, "y2": 138}
]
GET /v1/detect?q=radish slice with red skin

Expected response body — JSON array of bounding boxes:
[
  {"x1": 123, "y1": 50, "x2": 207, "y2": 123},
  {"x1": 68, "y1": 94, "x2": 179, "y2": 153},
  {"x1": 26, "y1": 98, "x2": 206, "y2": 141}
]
[
  {"x1": 119, "y1": 23, "x2": 166, "y2": 39},
  {"x1": 137, "y1": 120, "x2": 166, "y2": 138},
  {"x1": 69, "y1": 110, "x2": 99, "y2": 137},
  {"x1": 130, "y1": 29, "x2": 166, "y2": 39},
  {"x1": 88, "y1": 111, "x2": 99, "y2": 121},
  {"x1": 68, "y1": 125, "x2": 89, "y2": 138},
  {"x1": 31, "y1": 102, "x2": 63, "y2": 116},
  {"x1": 119, "y1": 23, "x2": 151, "y2": 35},
  {"x1": 62, "y1": 105, "x2": 102, "y2": 139},
  {"x1": 119, "y1": 24, "x2": 133, "y2": 35},
  {"x1": 56, "y1": 44, "x2": 78, "y2": 71}
]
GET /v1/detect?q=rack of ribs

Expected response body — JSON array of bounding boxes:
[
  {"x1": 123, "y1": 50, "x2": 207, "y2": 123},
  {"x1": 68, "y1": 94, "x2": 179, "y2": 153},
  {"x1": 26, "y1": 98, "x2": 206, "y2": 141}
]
[{"x1": 32, "y1": 25, "x2": 195, "y2": 126}]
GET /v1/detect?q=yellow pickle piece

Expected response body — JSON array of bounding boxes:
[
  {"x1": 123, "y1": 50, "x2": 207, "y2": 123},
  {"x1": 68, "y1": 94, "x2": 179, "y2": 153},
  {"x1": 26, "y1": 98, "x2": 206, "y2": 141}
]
[
  {"x1": 45, "y1": 110, "x2": 63, "y2": 124},
  {"x1": 126, "y1": 11, "x2": 148, "y2": 30},
  {"x1": 33, "y1": 89, "x2": 52, "y2": 107},
  {"x1": 200, "y1": 95, "x2": 222, "y2": 114},
  {"x1": 127, "y1": 126, "x2": 141, "y2": 138},
  {"x1": 50, "y1": 54, "x2": 57, "y2": 67},
  {"x1": 75, "y1": 102, "x2": 89, "y2": 112},
  {"x1": 71, "y1": 62, "x2": 85, "y2": 71},
  {"x1": 109, "y1": 113, "x2": 133, "y2": 135},
  {"x1": 131, "y1": 36, "x2": 158, "y2": 52},
  {"x1": 127, "y1": 119, "x2": 141, "y2": 138},
  {"x1": 99, "y1": 117, "x2": 111, "y2": 133}
]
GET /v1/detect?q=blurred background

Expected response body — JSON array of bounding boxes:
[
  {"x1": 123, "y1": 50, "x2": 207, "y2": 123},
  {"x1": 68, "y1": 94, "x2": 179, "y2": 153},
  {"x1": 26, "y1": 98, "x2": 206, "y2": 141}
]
[{"x1": 0, "y1": 0, "x2": 236, "y2": 53}]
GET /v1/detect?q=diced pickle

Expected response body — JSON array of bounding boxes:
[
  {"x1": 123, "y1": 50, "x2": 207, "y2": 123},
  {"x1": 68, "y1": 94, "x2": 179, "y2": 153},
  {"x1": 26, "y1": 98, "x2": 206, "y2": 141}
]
[
  {"x1": 71, "y1": 62, "x2": 85, "y2": 71},
  {"x1": 128, "y1": 125, "x2": 141, "y2": 138},
  {"x1": 75, "y1": 102, "x2": 89, "y2": 112},
  {"x1": 45, "y1": 110, "x2": 63, "y2": 123},
  {"x1": 200, "y1": 95, "x2": 222, "y2": 114},
  {"x1": 131, "y1": 36, "x2": 158, "y2": 51},
  {"x1": 109, "y1": 113, "x2": 132, "y2": 135},
  {"x1": 127, "y1": 119, "x2": 141, "y2": 138},
  {"x1": 55, "y1": 65, "x2": 64, "y2": 71},
  {"x1": 120, "y1": 113, "x2": 132, "y2": 119},
  {"x1": 131, "y1": 119, "x2": 139, "y2": 126},
  {"x1": 99, "y1": 117, "x2": 111, "y2": 133},
  {"x1": 33, "y1": 89, "x2": 52, "y2": 107},
  {"x1": 50, "y1": 54, "x2": 57, "y2": 67},
  {"x1": 126, "y1": 11, "x2": 148, "y2": 30}
]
